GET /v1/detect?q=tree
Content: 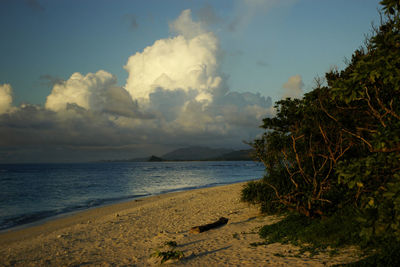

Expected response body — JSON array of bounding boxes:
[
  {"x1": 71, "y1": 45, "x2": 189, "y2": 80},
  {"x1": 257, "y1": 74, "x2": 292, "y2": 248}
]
[
  {"x1": 327, "y1": 0, "x2": 400, "y2": 241},
  {"x1": 244, "y1": 0, "x2": 400, "y2": 241}
]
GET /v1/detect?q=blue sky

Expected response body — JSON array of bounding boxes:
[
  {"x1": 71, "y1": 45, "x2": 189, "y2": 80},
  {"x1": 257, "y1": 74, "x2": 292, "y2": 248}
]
[
  {"x1": 0, "y1": 0, "x2": 383, "y2": 162},
  {"x1": 1, "y1": 0, "x2": 380, "y2": 105}
]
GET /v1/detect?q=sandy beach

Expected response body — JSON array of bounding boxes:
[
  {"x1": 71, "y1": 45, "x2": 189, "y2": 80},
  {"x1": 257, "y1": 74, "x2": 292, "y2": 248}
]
[{"x1": 0, "y1": 182, "x2": 360, "y2": 266}]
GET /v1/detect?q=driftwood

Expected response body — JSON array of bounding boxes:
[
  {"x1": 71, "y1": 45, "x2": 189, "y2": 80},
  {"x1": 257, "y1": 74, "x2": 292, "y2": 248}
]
[{"x1": 189, "y1": 217, "x2": 229, "y2": 233}]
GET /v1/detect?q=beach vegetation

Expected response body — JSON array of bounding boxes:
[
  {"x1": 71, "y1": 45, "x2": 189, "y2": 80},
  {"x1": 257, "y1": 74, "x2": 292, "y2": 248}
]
[
  {"x1": 242, "y1": 0, "x2": 400, "y2": 265},
  {"x1": 151, "y1": 240, "x2": 184, "y2": 263},
  {"x1": 151, "y1": 249, "x2": 184, "y2": 264},
  {"x1": 163, "y1": 240, "x2": 178, "y2": 248},
  {"x1": 257, "y1": 209, "x2": 361, "y2": 257},
  {"x1": 249, "y1": 241, "x2": 268, "y2": 247}
]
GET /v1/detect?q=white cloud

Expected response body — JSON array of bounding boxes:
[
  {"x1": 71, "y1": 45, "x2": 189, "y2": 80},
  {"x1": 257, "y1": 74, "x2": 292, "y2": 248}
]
[
  {"x1": 0, "y1": 9, "x2": 275, "y2": 162},
  {"x1": 282, "y1": 74, "x2": 304, "y2": 99},
  {"x1": 124, "y1": 31, "x2": 222, "y2": 102},
  {"x1": 45, "y1": 70, "x2": 142, "y2": 118},
  {"x1": 0, "y1": 84, "x2": 13, "y2": 114},
  {"x1": 45, "y1": 70, "x2": 116, "y2": 111},
  {"x1": 169, "y1": 9, "x2": 205, "y2": 39},
  {"x1": 123, "y1": 9, "x2": 273, "y2": 140}
]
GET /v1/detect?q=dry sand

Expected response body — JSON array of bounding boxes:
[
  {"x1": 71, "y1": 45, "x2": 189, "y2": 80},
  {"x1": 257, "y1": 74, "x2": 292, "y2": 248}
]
[{"x1": 0, "y1": 182, "x2": 361, "y2": 266}]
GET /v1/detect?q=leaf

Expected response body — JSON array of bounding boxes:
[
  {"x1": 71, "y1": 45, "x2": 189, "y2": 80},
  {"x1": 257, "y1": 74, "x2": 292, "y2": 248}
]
[{"x1": 368, "y1": 198, "x2": 375, "y2": 206}]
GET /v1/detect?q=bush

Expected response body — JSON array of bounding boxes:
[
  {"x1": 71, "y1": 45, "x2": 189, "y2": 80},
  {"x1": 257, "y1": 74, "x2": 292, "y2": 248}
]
[
  {"x1": 242, "y1": 0, "x2": 400, "y2": 255},
  {"x1": 259, "y1": 209, "x2": 361, "y2": 249},
  {"x1": 241, "y1": 180, "x2": 285, "y2": 213}
]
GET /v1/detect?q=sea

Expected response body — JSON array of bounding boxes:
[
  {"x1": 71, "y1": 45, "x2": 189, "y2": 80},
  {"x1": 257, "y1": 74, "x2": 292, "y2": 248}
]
[{"x1": 0, "y1": 161, "x2": 264, "y2": 232}]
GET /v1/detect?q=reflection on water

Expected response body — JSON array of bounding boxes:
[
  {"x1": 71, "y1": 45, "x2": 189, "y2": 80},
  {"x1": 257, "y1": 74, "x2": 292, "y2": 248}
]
[{"x1": 0, "y1": 161, "x2": 264, "y2": 231}]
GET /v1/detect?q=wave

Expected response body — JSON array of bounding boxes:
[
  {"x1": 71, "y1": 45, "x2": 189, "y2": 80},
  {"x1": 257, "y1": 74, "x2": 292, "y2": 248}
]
[
  {"x1": 0, "y1": 193, "x2": 150, "y2": 232},
  {"x1": 156, "y1": 179, "x2": 256, "y2": 195}
]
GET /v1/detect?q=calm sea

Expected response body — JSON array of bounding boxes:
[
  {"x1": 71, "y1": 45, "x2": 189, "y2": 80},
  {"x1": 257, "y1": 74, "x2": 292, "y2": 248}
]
[{"x1": 0, "y1": 161, "x2": 264, "y2": 231}]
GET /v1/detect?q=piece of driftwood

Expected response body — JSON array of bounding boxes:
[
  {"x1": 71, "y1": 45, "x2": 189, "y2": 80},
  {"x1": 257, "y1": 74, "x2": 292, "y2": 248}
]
[{"x1": 189, "y1": 217, "x2": 229, "y2": 233}]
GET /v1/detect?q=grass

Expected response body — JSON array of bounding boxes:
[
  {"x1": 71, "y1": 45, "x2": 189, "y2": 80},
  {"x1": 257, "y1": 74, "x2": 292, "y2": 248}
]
[
  {"x1": 259, "y1": 211, "x2": 360, "y2": 247},
  {"x1": 255, "y1": 209, "x2": 400, "y2": 266},
  {"x1": 337, "y1": 241, "x2": 400, "y2": 267},
  {"x1": 256, "y1": 209, "x2": 361, "y2": 257}
]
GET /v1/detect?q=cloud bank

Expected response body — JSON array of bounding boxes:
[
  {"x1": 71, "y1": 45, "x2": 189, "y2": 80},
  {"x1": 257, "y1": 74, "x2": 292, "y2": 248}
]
[{"x1": 0, "y1": 9, "x2": 275, "y2": 162}]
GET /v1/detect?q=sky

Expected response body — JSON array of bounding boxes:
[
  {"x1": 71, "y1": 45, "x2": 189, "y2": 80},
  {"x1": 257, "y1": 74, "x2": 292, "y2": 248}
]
[{"x1": 0, "y1": 0, "x2": 381, "y2": 163}]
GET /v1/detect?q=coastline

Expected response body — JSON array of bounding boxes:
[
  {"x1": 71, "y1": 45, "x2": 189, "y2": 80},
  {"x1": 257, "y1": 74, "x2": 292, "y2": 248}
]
[
  {"x1": 0, "y1": 161, "x2": 264, "y2": 233},
  {"x1": 0, "y1": 182, "x2": 360, "y2": 266},
  {"x1": 0, "y1": 179, "x2": 254, "y2": 234}
]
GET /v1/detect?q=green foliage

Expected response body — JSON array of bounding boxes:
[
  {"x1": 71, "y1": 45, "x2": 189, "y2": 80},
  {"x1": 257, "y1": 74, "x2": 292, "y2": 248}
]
[
  {"x1": 241, "y1": 181, "x2": 285, "y2": 213},
  {"x1": 341, "y1": 240, "x2": 400, "y2": 266},
  {"x1": 258, "y1": 209, "x2": 361, "y2": 253},
  {"x1": 249, "y1": 80, "x2": 353, "y2": 217},
  {"x1": 257, "y1": 212, "x2": 400, "y2": 265},
  {"x1": 151, "y1": 249, "x2": 184, "y2": 264},
  {"x1": 151, "y1": 240, "x2": 184, "y2": 263},
  {"x1": 380, "y1": 0, "x2": 400, "y2": 17},
  {"x1": 242, "y1": 0, "x2": 400, "y2": 262},
  {"x1": 326, "y1": 0, "x2": 400, "y2": 242},
  {"x1": 163, "y1": 240, "x2": 178, "y2": 248}
]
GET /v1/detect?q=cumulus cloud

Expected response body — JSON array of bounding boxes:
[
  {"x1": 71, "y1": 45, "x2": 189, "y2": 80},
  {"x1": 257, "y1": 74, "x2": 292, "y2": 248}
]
[
  {"x1": 45, "y1": 70, "x2": 144, "y2": 118},
  {"x1": 123, "y1": 9, "x2": 272, "y2": 139},
  {"x1": 45, "y1": 70, "x2": 116, "y2": 112},
  {"x1": 169, "y1": 9, "x2": 205, "y2": 38},
  {"x1": 0, "y1": 9, "x2": 274, "y2": 162},
  {"x1": 282, "y1": 74, "x2": 304, "y2": 99},
  {"x1": 0, "y1": 84, "x2": 13, "y2": 114},
  {"x1": 124, "y1": 10, "x2": 223, "y2": 104}
]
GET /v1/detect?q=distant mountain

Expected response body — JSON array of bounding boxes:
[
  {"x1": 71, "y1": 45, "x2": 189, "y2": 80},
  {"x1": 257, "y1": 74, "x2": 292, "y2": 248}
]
[
  {"x1": 161, "y1": 146, "x2": 234, "y2": 161},
  {"x1": 100, "y1": 146, "x2": 255, "y2": 162},
  {"x1": 212, "y1": 149, "x2": 255, "y2": 161},
  {"x1": 148, "y1": 155, "x2": 163, "y2": 162},
  {"x1": 100, "y1": 157, "x2": 148, "y2": 163}
]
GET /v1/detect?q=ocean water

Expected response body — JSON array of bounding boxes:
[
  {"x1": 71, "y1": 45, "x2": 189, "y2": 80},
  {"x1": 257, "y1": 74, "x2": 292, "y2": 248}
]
[{"x1": 0, "y1": 161, "x2": 264, "y2": 231}]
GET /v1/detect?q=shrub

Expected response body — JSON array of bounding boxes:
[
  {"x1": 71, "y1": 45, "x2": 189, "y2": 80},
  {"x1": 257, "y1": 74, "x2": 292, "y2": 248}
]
[{"x1": 243, "y1": 0, "x2": 400, "y2": 249}]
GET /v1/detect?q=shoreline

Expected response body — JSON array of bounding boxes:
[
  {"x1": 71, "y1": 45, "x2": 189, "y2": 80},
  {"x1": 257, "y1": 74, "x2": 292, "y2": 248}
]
[
  {"x1": 0, "y1": 183, "x2": 236, "y2": 245},
  {"x1": 0, "y1": 180, "x2": 254, "y2": 234},
  {"x1": 0, "y1": 182, "x2": 360, "y2": 266}
]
